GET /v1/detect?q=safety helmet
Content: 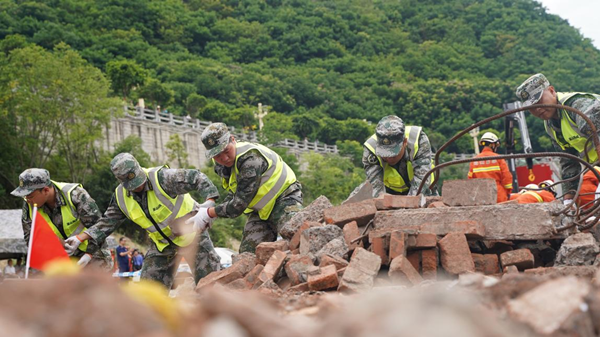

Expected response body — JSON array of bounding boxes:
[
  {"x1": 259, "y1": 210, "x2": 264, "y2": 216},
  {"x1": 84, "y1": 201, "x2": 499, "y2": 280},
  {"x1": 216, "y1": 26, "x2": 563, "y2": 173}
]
[
  {"x1": 520, "y1": 184, "x2": 539, "y2": 194},
  {"x1": 480, "y1": 132, "x2": 499, "y2": 145},
  {"x1": 538, "y1": 179, "x2": 556, "y2": 195}
]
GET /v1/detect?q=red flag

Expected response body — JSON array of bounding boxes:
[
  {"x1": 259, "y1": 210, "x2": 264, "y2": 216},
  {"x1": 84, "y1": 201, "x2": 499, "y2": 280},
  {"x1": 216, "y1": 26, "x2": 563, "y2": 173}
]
[{"x1": 28, "y1": 208, "x2": 69, "y2": 271}]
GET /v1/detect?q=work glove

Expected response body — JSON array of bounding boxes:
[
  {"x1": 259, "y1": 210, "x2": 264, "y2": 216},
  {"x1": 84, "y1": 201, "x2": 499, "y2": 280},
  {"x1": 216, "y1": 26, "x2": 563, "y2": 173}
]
[
  {"x1": 563, "y1": 199, "x2": 574, "y2": 206},
  {"x1": 77, "y1": 253, "x2": 92, "y2": 267},
  {"x1": 198, "y1": 199, "x2": 216, "y2": 209},
  {"x1": 184, "y1": 208, "x2": 214, "y2": 232},
  {"x1": 64, "y1": 235, "x2": 83, "y2": 256}
]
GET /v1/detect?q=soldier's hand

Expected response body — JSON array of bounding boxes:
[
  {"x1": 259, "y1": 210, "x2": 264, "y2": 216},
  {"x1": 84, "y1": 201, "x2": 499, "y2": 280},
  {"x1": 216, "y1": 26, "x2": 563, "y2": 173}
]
[
  {"x1": 198, "y1": 199, "x2": 216, "y2": 209},
  {"x1": 185, "y1": 208, "x2": 214, "y2": 232},
  {"x1": 64, "y1": 235, "x2": 83, "y2": 256},
  {"x1": 77, "y1": 253, "x2": 92, "y2": 267}
]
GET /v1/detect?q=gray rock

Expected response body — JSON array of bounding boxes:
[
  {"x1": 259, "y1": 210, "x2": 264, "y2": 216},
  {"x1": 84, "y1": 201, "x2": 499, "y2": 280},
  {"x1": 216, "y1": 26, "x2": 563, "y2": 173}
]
[
  {"x1": 299, "y1": 225, "x2": 344, "y2": 256},
  {"x1": 279, "y1": 196, "x2": 333, "y2": 240},
  {"x1": 555, "y1": 233, "x2": 600, "y2": 266},
  {"x1": 315, "y1": 238, "x2": 349, "y2": 264}
]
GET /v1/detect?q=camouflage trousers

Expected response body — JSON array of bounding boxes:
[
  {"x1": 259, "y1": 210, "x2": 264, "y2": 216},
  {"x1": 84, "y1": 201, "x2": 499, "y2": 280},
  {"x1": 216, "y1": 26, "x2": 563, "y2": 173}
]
[
  {"x1": 141, "y1": 230, "x2": 221, "y2": 289},
  {"x1": 239, "y1": 183, "x2": 304, "y2": 254}
]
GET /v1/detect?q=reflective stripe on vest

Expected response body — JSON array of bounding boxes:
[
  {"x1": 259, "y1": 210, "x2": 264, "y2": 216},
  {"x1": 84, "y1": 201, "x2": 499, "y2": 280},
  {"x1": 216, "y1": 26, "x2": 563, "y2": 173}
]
[
  {"x1": 544, "y1": 92, "x2": 600, "y2": 163},
  {"x1": 221, "y1": 142, "x2": 297, "y2": 220},
  {"x1": 28, "y1": 181, "x2": 89, "y2": 252},
  {"x1": 115, "y1": 166, "x2": 196, "y2": 252},
  {"x1": 523, "y1": 191, "x2": 544, "y2": 203},
  {"x1": 364, "y1": 126, "x2": 434, "y2": 193}
]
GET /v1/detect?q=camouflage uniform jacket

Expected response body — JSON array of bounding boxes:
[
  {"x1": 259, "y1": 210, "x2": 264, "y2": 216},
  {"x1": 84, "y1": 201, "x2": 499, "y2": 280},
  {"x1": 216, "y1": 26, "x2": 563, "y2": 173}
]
[
  {"x1": 21, "y1": 184, "x2": 102, "y2": 252},
  {"x1": 84, "y1": 168, "x2": 219, "y2": 252},
  {"x1": 362, "y1": 130, "x2": 436, "y2": 197},
  {"x1": 546, "y1": 94, "x2": 600, "y2": 194},
  {"x1": 213, "y1": 149, "x2": 300, "y2": 218}
]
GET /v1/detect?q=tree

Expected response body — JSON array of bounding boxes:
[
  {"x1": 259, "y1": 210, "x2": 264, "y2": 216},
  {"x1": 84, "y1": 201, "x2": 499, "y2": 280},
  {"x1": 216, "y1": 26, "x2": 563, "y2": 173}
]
[
  {"x1": 165, "y1": 133, "x2": 190, "y2": 168},
  {"x1": 105, "y1": 59, "x2": 149, "y2": 99},
  {"x1": 0, "y1": 43, "x2": 121, "y2": 186},
  {"x1": 137, "y1": 78, "x2": 174, "y2": 109}
]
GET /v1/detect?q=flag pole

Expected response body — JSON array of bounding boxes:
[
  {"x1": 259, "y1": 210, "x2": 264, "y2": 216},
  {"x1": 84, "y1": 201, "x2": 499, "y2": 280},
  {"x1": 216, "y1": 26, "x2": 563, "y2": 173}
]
[{"x1": 25, "y1": 204, "x2": 38, "y2": 279}]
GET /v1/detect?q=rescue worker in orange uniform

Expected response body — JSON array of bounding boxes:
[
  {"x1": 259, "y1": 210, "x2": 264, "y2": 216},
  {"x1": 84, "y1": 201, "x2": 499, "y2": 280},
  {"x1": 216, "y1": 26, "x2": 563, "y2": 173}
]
[
  {"x1": 508, "y1": 184, "x2": 538, "y2": 201},
  {"x1": 577, "y1": 167, "x2": 600, "y2": 209},
  {"x1": 516, "y1": 180, "x2": 556, "y2": 204},
  {"x1": 468, "y1": 132, "x2": 513, "y2": 202}
]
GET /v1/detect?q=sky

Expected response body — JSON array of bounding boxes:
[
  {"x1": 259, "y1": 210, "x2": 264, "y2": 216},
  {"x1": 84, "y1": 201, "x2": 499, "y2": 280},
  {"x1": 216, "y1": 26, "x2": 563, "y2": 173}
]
[{"x1": 536, "y1": 0, "x2": 600, "y2": 50}]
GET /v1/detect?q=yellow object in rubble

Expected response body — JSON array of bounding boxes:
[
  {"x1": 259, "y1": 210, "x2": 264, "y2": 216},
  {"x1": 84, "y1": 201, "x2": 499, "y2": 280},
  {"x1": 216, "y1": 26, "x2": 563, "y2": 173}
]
[
  {"x1": 43, "y1": 259, "x2": 81, "y2": 277},
  {"x1": 122, "y1": 280, "x2": 182, "y2": 332}
]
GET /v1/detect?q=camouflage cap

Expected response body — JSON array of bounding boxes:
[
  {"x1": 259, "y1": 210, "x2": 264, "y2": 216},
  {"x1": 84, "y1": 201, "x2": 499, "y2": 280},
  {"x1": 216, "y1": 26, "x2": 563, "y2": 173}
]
[
  {"x1": 375, "y1": 115, "x2": 406, "y2": 157},
  {"x1": 201, "y1": 123, "x2": 231, "y2": 159},
  {"x1": 110, "y1": 153, "x2": 147, "y2": 191},
  {"x1": 515, "y1": 73, "x2": 550, "y2": 107},
  {"x1": 11, "y1": 168, "x2": 52, "y2": 197}
]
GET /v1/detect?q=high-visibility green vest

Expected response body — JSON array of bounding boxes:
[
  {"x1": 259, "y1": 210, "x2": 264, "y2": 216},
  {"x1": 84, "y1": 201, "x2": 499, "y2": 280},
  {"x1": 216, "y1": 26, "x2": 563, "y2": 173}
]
[
  {"x1": 27, "y1": 181, "x2": 89, "y2": 253},
  {"x1": 544, "y1": 92, "x2": 600, "y2": 163},
  {"x1": 364, "y1": 126, "x2": 434, "y2": 194},
  {"x1": 114, "y1": 166, "x2": 196, "y2": 252},
  {"x1": 220, "y1": 142, "x2": 297, "y2": 220}
]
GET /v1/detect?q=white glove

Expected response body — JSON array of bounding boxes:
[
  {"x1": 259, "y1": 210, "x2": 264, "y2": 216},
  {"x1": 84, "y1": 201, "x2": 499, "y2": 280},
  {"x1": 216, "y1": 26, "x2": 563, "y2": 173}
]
[
  {"x1": 198, "y1": 199, "x2": 216, "y2": 209},
  {"x1": 64, "y1": 235, "x2": 83, "y2": 256},
  {"x1": 595, "y1": 184, "x2": 600, "y2": 201},
  {"x1": 185, "y1": 208, "x2": 214, "y2": 232},
  {"x1": 77, "y1": 253, "x2": 92, "y2": 267},
  {"x1": 563, "y1": 199, "x2": 574, "y2": 206}
]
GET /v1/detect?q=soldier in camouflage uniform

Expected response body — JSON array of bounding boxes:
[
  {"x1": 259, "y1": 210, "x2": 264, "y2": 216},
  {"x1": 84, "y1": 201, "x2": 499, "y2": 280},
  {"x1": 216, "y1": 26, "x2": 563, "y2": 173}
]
[
  {"x1": 362, "y1": 115, "x2": 438, "y2": 198},
  {"x1": 196, "y1": 123, "x2": 303, "y2": 254},
  {"x1": 71, "y1": 153, "x2": 221, "y2": 288},
  {"x1": 11, "y1": 168, "x2": 113, "y2": 269},
  {"x1": 516, "y1": 73, "x2": 600, "y2": 203}
]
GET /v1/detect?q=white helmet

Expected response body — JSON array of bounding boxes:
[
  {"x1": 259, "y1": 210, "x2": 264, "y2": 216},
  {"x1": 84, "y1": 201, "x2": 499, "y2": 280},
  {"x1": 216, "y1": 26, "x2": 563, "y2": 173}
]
[
  {"x1": 480, "y1": 132, "x2": 499, "y2": 144},
  {"x1": 538, "y1": 179, "x2": 556, "y2": 195},
  {"x1": 520, "y1": 184, "x2": 538, "y2": 193}
]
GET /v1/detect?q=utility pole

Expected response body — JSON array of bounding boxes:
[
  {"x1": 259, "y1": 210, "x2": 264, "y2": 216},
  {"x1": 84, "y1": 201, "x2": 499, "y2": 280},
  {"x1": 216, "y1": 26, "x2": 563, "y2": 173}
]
[
  {"x1": 255, "y1": 103, "x2": 269, "y2": 130},
  {"x1": 469, "y1": 127, "x2": 480, "y2": 155}
]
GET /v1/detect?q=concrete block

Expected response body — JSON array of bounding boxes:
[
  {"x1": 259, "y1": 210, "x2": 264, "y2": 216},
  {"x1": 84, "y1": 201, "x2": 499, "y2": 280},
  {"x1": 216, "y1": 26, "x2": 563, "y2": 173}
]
[
  {"x1": 555, "y1": 233, "x2": 600, "y2": 266},
  {"x1": 442, "y1": 179, "x2": 497, "y2": 206},
  {"x1": 299, "y1": 225, "x2": 343, "y2": 256},
  {"x1": 289, "y1": 221, "x2": 322, "y2": 250}
]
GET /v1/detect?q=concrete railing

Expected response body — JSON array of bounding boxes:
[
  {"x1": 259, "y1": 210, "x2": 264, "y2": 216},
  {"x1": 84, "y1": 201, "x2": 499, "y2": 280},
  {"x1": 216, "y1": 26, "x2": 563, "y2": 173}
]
[{"x1": 124, "y1": 106, "x2": 337, "y2": 154}]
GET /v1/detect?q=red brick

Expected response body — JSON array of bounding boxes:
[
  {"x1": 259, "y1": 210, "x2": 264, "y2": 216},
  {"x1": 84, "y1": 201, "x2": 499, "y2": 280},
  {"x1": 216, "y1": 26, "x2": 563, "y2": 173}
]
[
  {"x1": 338, "y1": 247, "x2": 381, "y2": 292},
  {"x1": 472, "y1": 254, "x2": 500, "y2": 275},
  {"x1": 374, "y1": 195, "x2": 386, "y2": 210},
  {"x1": 389, "y1": 231, "x2": 406, "y2": 260},
  {"x1": 500, "y1": 249, "x2": 534, "y2": 271},
  {"x1": 421, "y1": 249, "x2": 438, "y2": 280},
  {"x1": 406, "y1": 251, "x2": 420, "y2": 272},
  {"x1": 375, "y1": 195, "x2": 421, "y2": 210},
  {"x1": 284, "y1": 255, "x2": 317, "y2": 286},
  {"x1": 438, "y1": 233, "x2": 475, "y2": 275},
  {"x1": 277, "y1": 277, "x2": 292, "y2": 291},
  {"x1": 323, "y1": 199, "x2": 377, "y2": 226},
  {"x1": 308, "y1": 265, "x2": 339, "y2": 291},
  {"x1": 195, "y1": 254, "x2": 255, "y2": 292},
  {"x1": 503, "y1": 265, "x2": 519, "y2": 274},
  {"x1": 255, "y1": 241, "x2": 289, "y2": 265},
  {"x1": 244, "y1": 264, "x2": 264, "y2": 288},
  {"x1": 226, "y1": 278, "x2": 250, "y2": 290},
  {"x1": 319, "y1": 254, "x2": 349, "y2": 270},
  {"x1": 343, "y1": 221, "x2": 361, "y2": 250},
  {"x1": 413, "y1": 233, "x2": 437, "y2": 249},
  {"x1": 427, "y1": 201, "x2": 448, "y2": 208},
  {"x1": 369, "y1": 231, "x2": 390, "y2": 266},
  {"x1": 442, "y1": 179, "x2": 497, "y2": 206},
  {"x1": 389, "y1": 255, "x2": 423, "y2": 286},
  {"x1": 290, "y1": 221, "x2": 321, "y2": 250},
  {"x1": 258, "y1": 250, "x2": 287, "y2": 284},
  {"x1": 288, "y1": 282, "x2": 309, "y2": 292}
]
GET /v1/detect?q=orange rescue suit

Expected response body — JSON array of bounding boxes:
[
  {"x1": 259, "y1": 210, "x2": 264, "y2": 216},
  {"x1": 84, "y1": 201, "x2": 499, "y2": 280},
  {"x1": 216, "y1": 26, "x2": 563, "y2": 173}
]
[
  {"x1": 516, "y1": 190, "x2": 556, "y2": 204},
  {"x1": 577, "y1": 167, "x2": 600, "y2": 209},
  {"x1": 468, "y1": 147, "x2": 513, "y2": 202}
]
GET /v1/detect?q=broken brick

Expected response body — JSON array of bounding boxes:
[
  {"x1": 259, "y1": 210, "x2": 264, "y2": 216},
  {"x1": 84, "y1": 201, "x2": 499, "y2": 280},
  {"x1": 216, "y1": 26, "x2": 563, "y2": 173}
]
[
  {"x1": 413, "y1": 233, "x2": 437, "y2": 249},
  {"x1": 284, "y1": 255, "x2": 318, "y2": 286},
  {"x1": 369, "y1": 231, "x2": 390, "y2": 265},
  {"x1": 244, "y1": 264, "x2": 264, "y2": 288},
  {"x1": 389, "y1": 255, "x2": 423, "y2": 286},
  {"x1": 255, "y1": 241, "x2": 289, "y2": 265},
  {"x1": 308, "y1": 265, "x2": 339, "y2": 291},
  {"x1": 389, "y1": 231, "x2": 406, "y2": 261},
  {"x1": 500, "y1": 249, "x2": 534, "y2": 271},
  {"x1": 258, "y1": 250, "x2": 287, "y2": 284},
  {"x1": 438, "y1": 233, "x2": 475, "y2": 275},
  {"x1": 319, "y1": 254, "x2": 349, "y2": 270},
  {"x1": 323, "y1": 199, "x2": 377, "y2": 226},
  {"x1": 379, "y1": 195, "x2": 421, "y2": 210},
  {"x1": 472, "y1": 254, "x2": 500, "y2": 275},
  {"x1": 343, "y1": 221, "x2": 361, "y2": 251},
  {"x1": 338, "y1": 247, "x2": 381, "y2": 292},
  {"x1": 421, "y1": 249, "x2": 438, "y2": 280}
]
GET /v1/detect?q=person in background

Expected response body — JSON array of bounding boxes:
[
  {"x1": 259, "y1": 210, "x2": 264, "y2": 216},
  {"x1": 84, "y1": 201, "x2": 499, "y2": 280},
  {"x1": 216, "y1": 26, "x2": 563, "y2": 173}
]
[
  {"x1": 516, "y1": 180, "x2": 556, "y2": 204},
  {"x1": 3, "y1": 259, "x2": 16, "y2": 277},
  {"x1": 132, "y1": 249, "x2": 144, "y2": 271},
  {"x1": 468, "y1": 132, "x2": 513, "y2": 203},
  {"x1": 115, "y1": 237, "x2": 131, "y2": 273}
]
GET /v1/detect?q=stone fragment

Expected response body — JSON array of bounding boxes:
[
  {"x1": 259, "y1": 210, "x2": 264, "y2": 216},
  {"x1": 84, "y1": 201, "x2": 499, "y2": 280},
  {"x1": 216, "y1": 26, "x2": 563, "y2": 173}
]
[
  {"x1": 323, "y1": 199, "x2": 377, "y2": 226},
  {"x1": 503, "y1": 265, "x2": 518, "y2": 274},
  {"x1": 299, "y1": 225, "x2": 344, "y2": 256},
  {"x1": 555, "y1": 232, "x2": 600, "y2": 266},
  {"x1": 500, "y1": 249, "x2": 534, "y2": 271},
  {"x1": 438, "y1": 233, "x2": 475, "y2": 275},
  {"x1": 507, "y1": 277, "x2": 593, "y2": 336},
  {"x1": 308, "y1": 265, "x2": 339, "y2": 291},
  {"x1": 389, "y1": 255, "x2": 423, "y2": 286},
  {"x1": 338, "y1": 247, "x2": 381, "y2": 292},
  {"x1": 280, "y1": 195, "x2": 332, "y2": 240},
  {"x1": 442, "y1": 179, "x2": 497, "y2": 206},
  {"x1": 255, "y1": 240, "x2": 289, "y2": 265},
  {"x1": 244, "y1": 264, "x2": 264, "y2": 288},
  {"x1": 342, "y1": 181, "x2": 373, "y2": 205},
  {"x1": 472, "y1": 254, "x2": 500, "y2": 275},
  {"x1": 315, "y1": 238, "x2": 349, "y2": 264},
  {"x1": 284, "y1": 255, "x2": 318, "y2": 286},
  {"x1": 289, "y1": 221, "x2": 322, "y2": 250}
]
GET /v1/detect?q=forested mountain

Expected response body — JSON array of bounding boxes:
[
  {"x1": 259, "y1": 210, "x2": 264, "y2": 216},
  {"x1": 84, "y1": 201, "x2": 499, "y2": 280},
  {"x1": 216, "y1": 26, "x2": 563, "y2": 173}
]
[{"x1": 2, "y1": 0, "x2": 598, "y2": 152}]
